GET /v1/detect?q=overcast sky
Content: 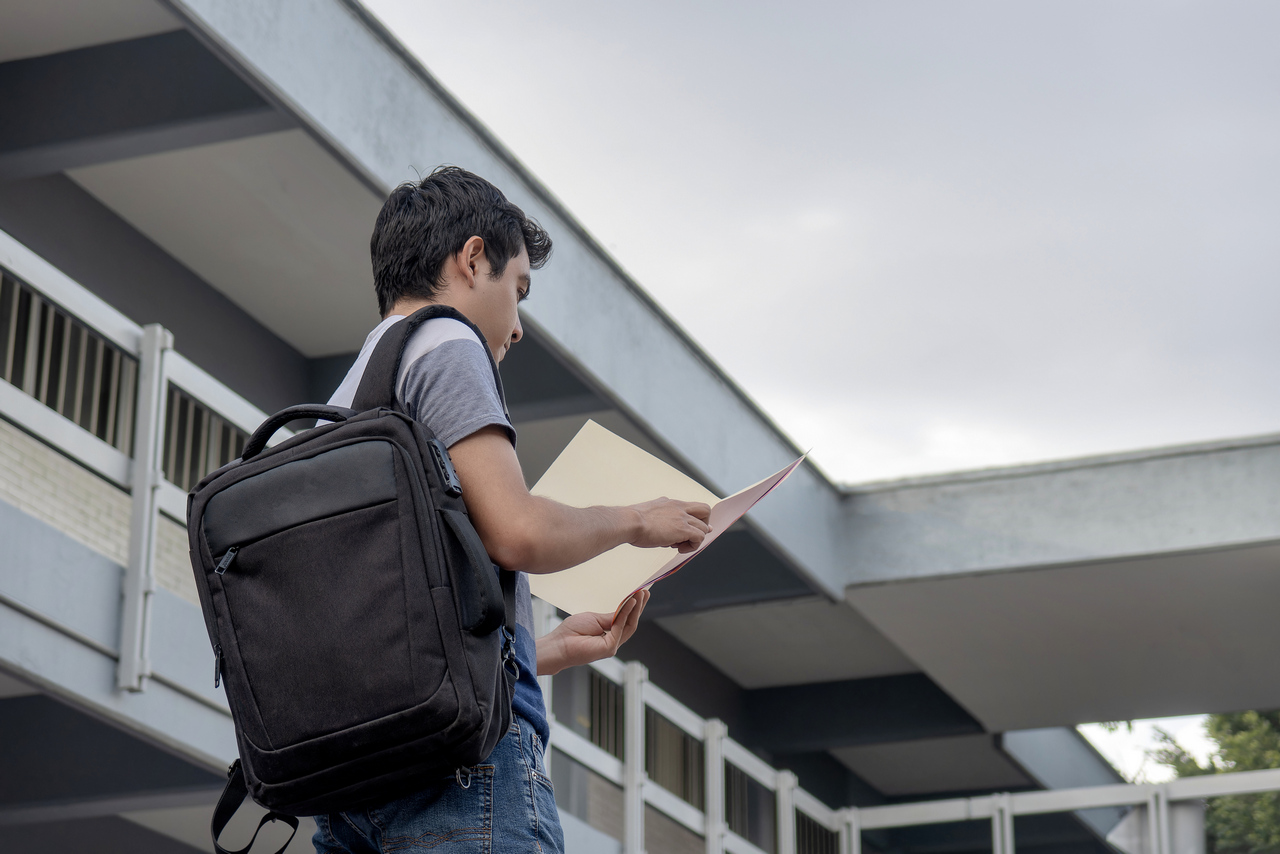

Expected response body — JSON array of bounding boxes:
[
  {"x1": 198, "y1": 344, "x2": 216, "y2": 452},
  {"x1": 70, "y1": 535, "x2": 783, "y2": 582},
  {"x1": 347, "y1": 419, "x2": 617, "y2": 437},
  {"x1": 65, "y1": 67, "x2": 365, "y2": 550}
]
[{"x1": 363, "y1": 0, "x2": 1280, "y2": 484}]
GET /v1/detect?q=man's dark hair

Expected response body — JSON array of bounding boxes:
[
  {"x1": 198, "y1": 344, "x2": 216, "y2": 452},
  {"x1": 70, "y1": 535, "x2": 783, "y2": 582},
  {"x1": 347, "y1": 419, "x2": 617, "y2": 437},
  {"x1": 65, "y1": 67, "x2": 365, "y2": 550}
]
[{"x1": 370, "y1": 166, "x2": 553, "y2": 315}]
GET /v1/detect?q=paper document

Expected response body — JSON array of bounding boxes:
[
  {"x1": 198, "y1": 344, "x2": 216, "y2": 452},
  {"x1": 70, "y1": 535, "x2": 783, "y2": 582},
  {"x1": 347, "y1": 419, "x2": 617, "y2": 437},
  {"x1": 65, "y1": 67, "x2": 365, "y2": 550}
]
[{"x1": 527, "y1": 420, "x2": 804, "y2": 615}]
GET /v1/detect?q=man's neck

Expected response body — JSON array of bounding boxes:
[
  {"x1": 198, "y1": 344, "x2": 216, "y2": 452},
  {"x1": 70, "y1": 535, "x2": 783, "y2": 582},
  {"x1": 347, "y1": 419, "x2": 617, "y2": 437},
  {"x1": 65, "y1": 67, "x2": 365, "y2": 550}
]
[{"x1": 386, "y1": 297, "x2": 441, "y2": 319}]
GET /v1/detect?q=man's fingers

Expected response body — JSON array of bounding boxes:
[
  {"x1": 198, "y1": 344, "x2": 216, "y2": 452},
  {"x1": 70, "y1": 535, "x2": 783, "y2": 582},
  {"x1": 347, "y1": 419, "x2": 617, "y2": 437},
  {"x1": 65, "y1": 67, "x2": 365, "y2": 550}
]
[
  {"x1": 685, "y1": 501, "x2": 712, "y2": 522},
  {"x1": 616, "y1": 590, "x2": 647, "y2": 645},
  {"x1": 609, "y1": 596, "x2": 636, "y2": 630}
]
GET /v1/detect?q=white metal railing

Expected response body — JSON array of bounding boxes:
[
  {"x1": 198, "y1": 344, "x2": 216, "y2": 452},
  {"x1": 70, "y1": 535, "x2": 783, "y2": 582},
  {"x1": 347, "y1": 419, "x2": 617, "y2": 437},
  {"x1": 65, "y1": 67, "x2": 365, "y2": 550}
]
[
  {"x1": 538, "y1": 602, "x2": 844, "y2": 854},
  {"x1": 538, "y1": 592, "x2": 1280, "y2": 854},
  {"x1": 0, "y1": 226, "x2": 285, "y2": 691}
]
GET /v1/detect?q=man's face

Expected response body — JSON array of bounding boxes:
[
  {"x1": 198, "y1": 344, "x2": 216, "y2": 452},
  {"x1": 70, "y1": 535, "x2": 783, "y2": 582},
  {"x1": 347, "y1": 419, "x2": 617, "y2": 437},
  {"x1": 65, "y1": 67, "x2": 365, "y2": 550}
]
[{"x1": 471, "y1": 244, "x2": 530, "y2": 363}]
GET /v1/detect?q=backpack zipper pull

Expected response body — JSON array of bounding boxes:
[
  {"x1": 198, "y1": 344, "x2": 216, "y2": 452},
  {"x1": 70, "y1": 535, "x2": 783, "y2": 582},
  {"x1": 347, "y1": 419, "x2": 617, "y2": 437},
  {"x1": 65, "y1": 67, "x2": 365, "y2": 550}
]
[
  {"x1": 215, "y1": 546, "x2": 239, "y2": 576},
  {"x1": 214, "y1": 645, "x2": 223, "y2": 688}
]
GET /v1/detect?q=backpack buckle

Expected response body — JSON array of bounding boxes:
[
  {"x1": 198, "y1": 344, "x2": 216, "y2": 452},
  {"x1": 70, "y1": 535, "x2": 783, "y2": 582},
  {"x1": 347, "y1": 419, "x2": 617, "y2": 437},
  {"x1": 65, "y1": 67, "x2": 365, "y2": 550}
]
[{"x1": 500, "y1": 627, "x2": 519, "y2": 679}]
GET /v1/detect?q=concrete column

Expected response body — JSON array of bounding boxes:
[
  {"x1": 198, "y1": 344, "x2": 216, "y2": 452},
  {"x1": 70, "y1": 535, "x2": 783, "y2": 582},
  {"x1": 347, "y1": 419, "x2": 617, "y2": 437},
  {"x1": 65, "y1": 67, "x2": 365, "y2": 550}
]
[{"x1": 117, "y1": 323, "x2": 172, "y2": 692}]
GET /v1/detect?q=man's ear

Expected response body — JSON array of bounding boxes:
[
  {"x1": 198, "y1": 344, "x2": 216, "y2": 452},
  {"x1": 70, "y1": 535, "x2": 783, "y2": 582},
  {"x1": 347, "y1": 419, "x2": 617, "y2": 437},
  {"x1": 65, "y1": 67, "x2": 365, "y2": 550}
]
[{"x1": 457, "y1": 236, "x2": 486, "y2": 289}]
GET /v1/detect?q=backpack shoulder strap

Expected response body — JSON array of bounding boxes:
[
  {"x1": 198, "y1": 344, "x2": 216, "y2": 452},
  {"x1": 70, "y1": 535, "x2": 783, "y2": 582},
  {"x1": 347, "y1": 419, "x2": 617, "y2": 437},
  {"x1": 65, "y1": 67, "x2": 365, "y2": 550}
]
[
  {"x1": 350, "y1": 305, "x2": 508, "y2": 416},
  {"x1": 501, "y1": 567, "x2": 517, "y2": 637}
]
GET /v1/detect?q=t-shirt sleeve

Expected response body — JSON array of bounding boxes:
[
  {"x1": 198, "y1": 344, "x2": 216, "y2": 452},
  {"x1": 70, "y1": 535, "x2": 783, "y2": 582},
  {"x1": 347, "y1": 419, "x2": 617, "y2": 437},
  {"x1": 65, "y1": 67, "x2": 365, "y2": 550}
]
[{"x1": 398, "y1": 338, "x2": 516, "y2": 448}]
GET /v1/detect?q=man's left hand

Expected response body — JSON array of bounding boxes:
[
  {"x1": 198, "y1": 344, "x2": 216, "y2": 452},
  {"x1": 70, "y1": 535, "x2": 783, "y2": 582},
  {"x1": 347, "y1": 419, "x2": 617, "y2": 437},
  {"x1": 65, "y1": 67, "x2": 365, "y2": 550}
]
[{"x1": 536, "y1": 589, "x2": 650, "y2": 676}]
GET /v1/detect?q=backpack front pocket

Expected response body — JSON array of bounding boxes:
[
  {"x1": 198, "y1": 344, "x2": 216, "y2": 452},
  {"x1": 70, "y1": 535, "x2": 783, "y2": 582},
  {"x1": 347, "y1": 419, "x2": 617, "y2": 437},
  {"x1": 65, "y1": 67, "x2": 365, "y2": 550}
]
[{"x1": 218, "y1": 498, "x2": 441, "y2": 748}]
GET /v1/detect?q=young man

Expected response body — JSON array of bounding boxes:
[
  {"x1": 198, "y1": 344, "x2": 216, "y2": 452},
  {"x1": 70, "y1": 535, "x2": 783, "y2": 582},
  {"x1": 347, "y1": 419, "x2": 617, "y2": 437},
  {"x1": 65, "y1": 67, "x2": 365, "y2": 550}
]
[{"x1": 316, "y1": 167, "x2": 712, "y2": 853}]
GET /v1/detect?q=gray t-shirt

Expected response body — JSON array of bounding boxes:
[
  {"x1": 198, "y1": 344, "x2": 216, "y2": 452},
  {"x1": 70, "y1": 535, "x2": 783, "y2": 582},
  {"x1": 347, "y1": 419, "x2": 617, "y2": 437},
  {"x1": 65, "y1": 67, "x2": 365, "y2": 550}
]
[
  {"x1": 329, "y1": 315, "x2": 546, "y2": 741},
  {"x1": 328, "y1": 315, "x2": 514, "y2": 446}
]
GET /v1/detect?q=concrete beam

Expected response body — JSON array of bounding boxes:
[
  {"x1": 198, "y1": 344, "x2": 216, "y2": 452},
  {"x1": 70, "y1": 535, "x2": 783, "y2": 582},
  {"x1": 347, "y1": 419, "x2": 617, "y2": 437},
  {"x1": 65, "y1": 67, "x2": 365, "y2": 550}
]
[
  {"x1": 844, "y1": 434, "x2": 1280, "y2": 584},
  {"x1": 640, "y1": 530, "x2": 816, "y2": 620},
  {"x1": 0, "y1": 785, "x2": 221, "y2": 827},
  {"x1": 0, "y1": 695, "x2": 222, "y2": 825},
  {"x1": 0, "y1": 498, "x2": 236, "y2": 771},
  {"x1": 1003, "y1": 728, "x2": 1126, "y2": 838},
  {"x1": 1, "y1": 815, "x2": 209, "y2": 854},
  {"x1": 0, "y1": 31, "x2": 292, "y2": 180}
]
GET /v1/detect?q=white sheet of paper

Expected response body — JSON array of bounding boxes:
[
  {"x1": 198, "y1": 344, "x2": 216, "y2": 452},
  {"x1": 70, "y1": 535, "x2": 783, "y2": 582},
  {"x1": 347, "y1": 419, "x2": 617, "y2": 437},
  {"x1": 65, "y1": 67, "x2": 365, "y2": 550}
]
[{"x1": 527, "y1": 420, "x2": 804, "y2": 615}]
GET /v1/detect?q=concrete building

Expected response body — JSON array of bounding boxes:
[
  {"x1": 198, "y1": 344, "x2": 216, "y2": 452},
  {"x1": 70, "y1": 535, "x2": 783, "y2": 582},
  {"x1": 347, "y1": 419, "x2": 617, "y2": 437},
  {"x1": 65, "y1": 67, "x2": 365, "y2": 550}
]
[{"x1": 2, "y1": 1, "x2": 1279, "y2": 852}]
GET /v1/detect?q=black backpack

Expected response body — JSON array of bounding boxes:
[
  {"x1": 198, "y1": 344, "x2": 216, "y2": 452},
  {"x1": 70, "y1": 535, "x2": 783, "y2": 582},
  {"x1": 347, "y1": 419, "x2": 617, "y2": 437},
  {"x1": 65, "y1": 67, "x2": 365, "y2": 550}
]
[{"x1": 186, "y1": 306, "x2": 518, "y2": 853}]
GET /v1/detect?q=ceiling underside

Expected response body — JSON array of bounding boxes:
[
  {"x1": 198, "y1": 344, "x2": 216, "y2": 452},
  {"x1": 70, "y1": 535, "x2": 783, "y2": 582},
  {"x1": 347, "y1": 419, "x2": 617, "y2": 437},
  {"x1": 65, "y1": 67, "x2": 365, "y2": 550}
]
[
  {"x1": 848, "y1": 539, "x2": 1280, "y2": 732},
  {"x1": 658, "y1": 596, "x2": 917, "y2": 689},
  {"x1": 0, "y1": 0, "x2": 178, "y2": 63},
  {"x1": 69, "y1": 130, "x2": 385, "y2": 356},
  {"x1": 833, "y1": 734, "x2": 1032, "y2": 797}
]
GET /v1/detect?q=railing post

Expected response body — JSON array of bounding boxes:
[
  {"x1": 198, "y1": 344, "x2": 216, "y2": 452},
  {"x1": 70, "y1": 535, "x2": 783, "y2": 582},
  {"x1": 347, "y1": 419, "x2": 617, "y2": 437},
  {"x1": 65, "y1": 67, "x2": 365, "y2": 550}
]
[
  {"x1": 117, "y1": 323, "x2": 172, "y2": 692},
  {"x1": 1148, "y1": 786, "x2": 1171, "y2": 854},
  {"x1": 777, "y1": 769, "x2": 797, "y2": 854},
  {"x1": 843, "y1": 807, "x2": 862, "y2": 854},
  {"x1": 705, "y1": 719, "x2": 727, "y2": 854},
  {"x1": 992, "y1": 792, "x2": 1015, "y2": 854},
  {"x1": 624, "y1": 660, "x2": 648, "y2": 854}
]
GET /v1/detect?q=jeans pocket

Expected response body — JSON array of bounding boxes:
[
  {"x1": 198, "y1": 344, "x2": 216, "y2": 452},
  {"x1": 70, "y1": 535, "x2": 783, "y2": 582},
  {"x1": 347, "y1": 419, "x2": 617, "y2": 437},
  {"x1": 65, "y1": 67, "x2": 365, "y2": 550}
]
[
  {"x1": 370, "y1": 766, "x2": 496, "y2": 849},
  {"x1": 529, "y1": 730, "x2": 553, "y2": 789}
]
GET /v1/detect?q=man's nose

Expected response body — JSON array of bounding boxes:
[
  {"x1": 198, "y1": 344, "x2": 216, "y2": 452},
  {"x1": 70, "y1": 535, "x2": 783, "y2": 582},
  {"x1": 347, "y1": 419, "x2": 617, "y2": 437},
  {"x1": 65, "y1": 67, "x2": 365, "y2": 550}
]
[{"x1": 511, "y1": 316, "x2": 523, "y2": 345}]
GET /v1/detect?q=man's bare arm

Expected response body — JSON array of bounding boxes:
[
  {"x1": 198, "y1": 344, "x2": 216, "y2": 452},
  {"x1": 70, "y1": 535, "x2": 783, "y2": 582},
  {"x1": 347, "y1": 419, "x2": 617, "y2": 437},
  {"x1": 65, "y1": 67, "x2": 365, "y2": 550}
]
[{"x1": 448, "y1": 426, "x2": 711, "y2": 574}]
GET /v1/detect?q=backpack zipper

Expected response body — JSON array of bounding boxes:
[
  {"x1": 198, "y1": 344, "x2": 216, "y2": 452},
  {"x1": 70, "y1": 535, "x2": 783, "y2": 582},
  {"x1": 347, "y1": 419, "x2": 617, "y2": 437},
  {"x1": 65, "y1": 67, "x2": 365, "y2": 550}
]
[
  {"x1": 214, "y1": 644, "x2": 223, "y2": 688},
  {"x1": 214, "y1": 546, "x2": 239, "y2": 575}
]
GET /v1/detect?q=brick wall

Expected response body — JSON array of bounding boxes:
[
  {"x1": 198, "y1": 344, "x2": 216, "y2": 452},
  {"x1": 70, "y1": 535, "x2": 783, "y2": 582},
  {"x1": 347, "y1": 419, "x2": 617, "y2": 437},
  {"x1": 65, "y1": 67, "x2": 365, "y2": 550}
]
[
  {"x1": 0, "y1": 415, "x2": 130, "y2": 565},
  {"x1": 155, "y1": 514, "x2": 198, "y2": 605},
  {"x1": 0, "y1": 415, "x2": 198, "y2": 605}
]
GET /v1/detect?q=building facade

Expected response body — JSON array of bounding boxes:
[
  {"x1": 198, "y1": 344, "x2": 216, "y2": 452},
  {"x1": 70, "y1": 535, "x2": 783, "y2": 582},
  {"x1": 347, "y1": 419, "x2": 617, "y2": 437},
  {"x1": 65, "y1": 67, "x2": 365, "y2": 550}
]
[{"x1": 3, "y1": 2, "x2": 1280, "y2": 853}]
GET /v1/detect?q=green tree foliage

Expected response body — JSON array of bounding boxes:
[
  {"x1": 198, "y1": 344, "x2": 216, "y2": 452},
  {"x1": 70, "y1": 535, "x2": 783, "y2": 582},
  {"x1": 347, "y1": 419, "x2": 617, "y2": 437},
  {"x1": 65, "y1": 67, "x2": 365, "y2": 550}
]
[{"x1": 1153, "y1": 711, "x2": 1280, "y2": 854}]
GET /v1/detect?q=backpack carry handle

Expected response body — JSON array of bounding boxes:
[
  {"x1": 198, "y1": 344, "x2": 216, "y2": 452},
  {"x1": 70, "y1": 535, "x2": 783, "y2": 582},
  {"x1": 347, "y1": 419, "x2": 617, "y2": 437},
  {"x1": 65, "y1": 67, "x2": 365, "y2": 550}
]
[
  {"x1": 212, "y1": 760, "x2": 299, "y2": 854},
  {"x1": 242, "y1": 405, "x2": 357, "y2": 461}
]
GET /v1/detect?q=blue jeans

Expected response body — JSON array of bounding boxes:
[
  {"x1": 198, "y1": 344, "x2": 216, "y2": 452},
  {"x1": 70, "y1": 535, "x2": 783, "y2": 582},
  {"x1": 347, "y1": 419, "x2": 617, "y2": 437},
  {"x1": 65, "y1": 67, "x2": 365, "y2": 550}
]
[{"x1": 312, "y1": 717, "x2": 564, "y2": 853}]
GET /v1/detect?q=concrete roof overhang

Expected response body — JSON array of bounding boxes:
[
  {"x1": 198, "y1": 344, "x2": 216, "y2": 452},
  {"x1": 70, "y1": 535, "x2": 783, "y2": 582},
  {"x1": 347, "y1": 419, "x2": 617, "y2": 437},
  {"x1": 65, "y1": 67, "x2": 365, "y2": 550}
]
[{"x1": 844, "y1": 434, "x2": 1280, "y2": 731}]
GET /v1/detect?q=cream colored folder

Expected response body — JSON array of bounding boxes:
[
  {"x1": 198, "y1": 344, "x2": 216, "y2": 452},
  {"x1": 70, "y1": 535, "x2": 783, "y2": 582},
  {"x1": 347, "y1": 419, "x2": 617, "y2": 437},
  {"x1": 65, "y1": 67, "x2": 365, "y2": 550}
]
[{"x1": 527, "y1": 420, "x2": 804, "y2": 616}]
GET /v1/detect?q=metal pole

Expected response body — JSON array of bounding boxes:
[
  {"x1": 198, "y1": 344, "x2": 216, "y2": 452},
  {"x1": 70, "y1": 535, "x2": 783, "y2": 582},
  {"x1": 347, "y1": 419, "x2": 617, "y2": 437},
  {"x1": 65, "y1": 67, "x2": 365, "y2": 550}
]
[
  {"x1": 624, "y1": 661, "x2": 648, "y2": 854},
  {"x1": 705, "y1": 719, "x2": 727, "y2": 854},
  {"x1": 117, "y1": 324, "x2": 172, "y2": 692}
]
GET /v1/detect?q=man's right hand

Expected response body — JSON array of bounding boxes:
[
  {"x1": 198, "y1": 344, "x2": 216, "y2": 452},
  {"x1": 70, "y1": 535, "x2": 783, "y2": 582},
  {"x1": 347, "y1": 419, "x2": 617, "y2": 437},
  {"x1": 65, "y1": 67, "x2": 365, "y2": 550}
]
[
  {"x1": 451, "y1": 426, "x2": 716, "y2": 573},
  {"x1": 628, "y1": 497, "x2": 712, "y2": 553}
]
